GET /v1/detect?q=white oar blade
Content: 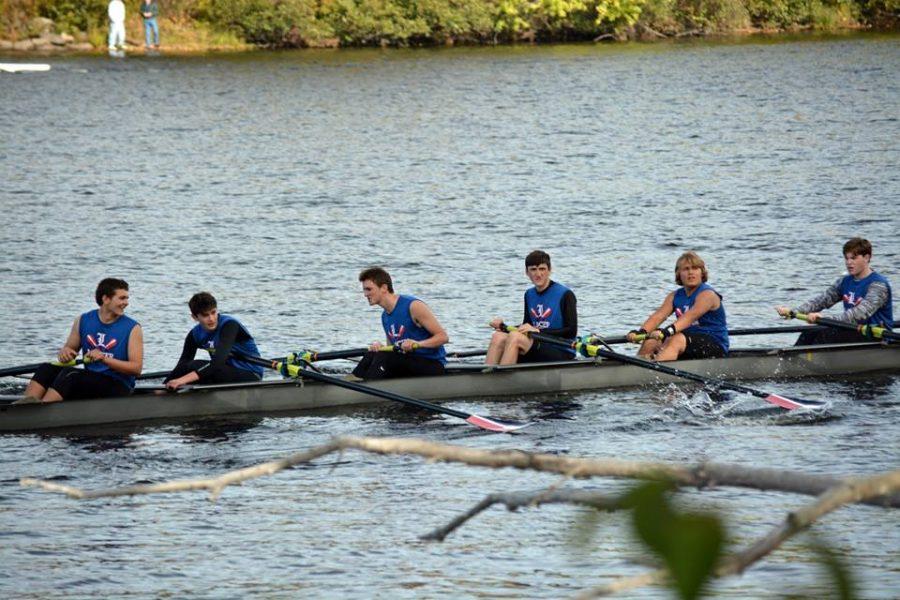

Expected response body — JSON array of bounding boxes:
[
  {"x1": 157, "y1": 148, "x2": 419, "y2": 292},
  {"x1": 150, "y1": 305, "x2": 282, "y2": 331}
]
[
  {"x1": 764, "y1": 393, "x2": 826, "y2": 411},
  {"x1": 465, "y1": 414, "x2": 533, "y2": 433}
]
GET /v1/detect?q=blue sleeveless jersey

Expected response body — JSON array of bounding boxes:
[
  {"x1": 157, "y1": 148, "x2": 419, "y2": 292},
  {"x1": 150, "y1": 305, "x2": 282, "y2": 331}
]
[
  {"x1": 525, "y1": 281, "x2": 576, "y2": 357},
  {"x1": 381, "y1": 295, "x2": 447, "y2": 364},
  {"x1": 191, "y1": 314, "x2": 264, "y2": 377},
  {"x1": 79, "y1": 309, "x2": 139, "y2": 389},
  {"x1": 672, "y1": 283, "x2": 729, "y2": 353},
  {"x1": 839, "y1": 272, "x2": 893, "y2": 327}
]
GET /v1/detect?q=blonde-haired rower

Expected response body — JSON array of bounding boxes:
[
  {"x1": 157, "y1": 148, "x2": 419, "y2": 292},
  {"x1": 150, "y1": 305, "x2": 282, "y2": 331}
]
[{"x1": 626, "y1": 252, "x2": 729, "y2": 361}]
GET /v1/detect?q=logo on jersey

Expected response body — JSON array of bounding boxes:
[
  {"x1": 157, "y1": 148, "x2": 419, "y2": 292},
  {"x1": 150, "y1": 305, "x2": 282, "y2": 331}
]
[
  {"x1": 674, "y1": 306, "x2": 700, "y2": 327},
  {"x1": 86, "y1": 333, "x2": 118, "y2": 358},
  {"x1": 842, "y1": 292, "x2": 863, "y2": 307},
  {"x1": 387, "y1": 324, "x2": 406, "y2": 341},
  {"x1": 530, "y1": 305, "x2": 552, "y2": 329}
]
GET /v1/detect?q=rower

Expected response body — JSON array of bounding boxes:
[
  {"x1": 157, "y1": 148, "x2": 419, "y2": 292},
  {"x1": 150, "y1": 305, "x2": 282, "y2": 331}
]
[
  {"x1": 486, "y1": 249, "x2": 578, "y2": 365},
  {"x1": 20, "y1": 278, "x2": 144, "y2": 403},
  {"x1": 775, "y1": 237, "x2": 893, "y2": 345},
  {"x1": 352, "y1": 267, "x2": 448, "y2": 380},
  {"x1": 626, "y1": 251, "x2": 729, "y2": 361},
  {"x1": 164, "y1": 292, "x2": 263, "y2": 390}
]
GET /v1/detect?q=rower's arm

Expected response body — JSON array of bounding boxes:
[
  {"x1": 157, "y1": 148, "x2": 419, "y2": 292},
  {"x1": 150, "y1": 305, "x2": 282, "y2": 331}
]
[
  {"x1": 175, "y1": 331, "x2": 199, "y2": 365},
  {"x1": 97, "y1": 324, "x2": 143, "y2": 376},
  {"x1": 640, "y1": 292, "x2": 675, "y2": 332},
  {"x1": 795, "y1": 278, "x2": 842, "y2": 314},
  {"x1": 409, "y1": 300, "x2": 449, "y2": 348},
  {"x1": 838, "y1": 280, "x2": 890, "y2": 323},
  {"x1": 672, "y1": 290, "x2": 720, "y2": 330},
  {"x1": 58, "y1": 317, "x2": 82, "y2": 362}
]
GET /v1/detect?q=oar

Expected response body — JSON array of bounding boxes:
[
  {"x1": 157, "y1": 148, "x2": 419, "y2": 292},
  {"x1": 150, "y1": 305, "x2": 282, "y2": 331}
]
[
  {"x1": 511, "y1": 328, "x2": 826, "y2": 411},
  {"x1": 791, "y1": 312, "x2": 900, "y2": 341},
  {"x1": 234, "y1": 352, "x2": 533, "y2": 433},
  {"x1": 580, "y1": 322, "x2": 890, "y2": 347},
  {"x1": 289, "y1": 346, "x2": 488, "y2": 363},
  {"x1": 0, "y1": 357, "x2": 87, "y2": 378}
]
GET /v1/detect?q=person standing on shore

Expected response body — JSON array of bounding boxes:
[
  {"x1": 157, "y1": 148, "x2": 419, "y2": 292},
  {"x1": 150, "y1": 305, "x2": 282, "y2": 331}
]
[
  {"x1": 107, "y1": 0, "x2": 126, "y2": 53},
  {"x1": 141, "y1": 0, "x2": 160, "y2": 50}
]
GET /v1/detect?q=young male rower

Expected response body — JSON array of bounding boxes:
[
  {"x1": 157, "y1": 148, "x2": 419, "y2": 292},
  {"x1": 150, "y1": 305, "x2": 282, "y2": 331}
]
[
  {"x1": 164, "y1": 292, "x2": 263, "y2": 390},
  {"x1": 626, "y1": 251, "x2": 729, "y2": 361},
  {"x1": 22, "y1": 278, "x2": 143, "y2": 403},
  {"x1": 775, "y1": 237, "x2": 893, "y2": 345},
  {"x1": 486, "y1": 249, "x2": 577, "y2": 365},
  {"x1": 352, "y1": 267, "x2": 448, "y2": 380}
]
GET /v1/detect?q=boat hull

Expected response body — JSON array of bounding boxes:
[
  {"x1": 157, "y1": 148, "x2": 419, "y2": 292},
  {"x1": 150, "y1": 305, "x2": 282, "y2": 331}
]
[{"x1": 2, "y1": 343, "x2": 898, "y2": 432}]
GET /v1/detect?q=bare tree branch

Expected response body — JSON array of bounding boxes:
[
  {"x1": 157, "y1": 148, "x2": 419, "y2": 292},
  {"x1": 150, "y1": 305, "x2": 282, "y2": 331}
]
[
  {"x1": 422, "y1": 488, "x2": 628, "y2": 541},
  {"x1": 19, "y1": 436, "x2": 900, "y2": 508},
  {"x1": 578, "y1": 469, "x2": 900, "y2": 597}
]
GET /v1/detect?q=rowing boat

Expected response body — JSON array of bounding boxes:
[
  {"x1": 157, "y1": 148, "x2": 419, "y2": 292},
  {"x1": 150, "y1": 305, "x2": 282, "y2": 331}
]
[{"x1": 1, "y1": 341, "x2": 898, "y2": 432}]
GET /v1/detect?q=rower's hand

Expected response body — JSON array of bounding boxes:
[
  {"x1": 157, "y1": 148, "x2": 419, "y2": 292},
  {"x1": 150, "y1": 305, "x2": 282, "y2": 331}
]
[
  {"x1": 775, "y1": 306, "x2": 793, "y2": 318},
  {"x1": 648, "y1": 329, "x2": 665, "y2": 341},
  {"x1": 369, "y1": 341, "x2": 384, "y2": 352},
  {"x1": 517, "y1": 323, "x2": 538, "y2": 334},
  {"x1": 166, "y1": 376, "x2": 189, "y2": 391},
  {"x1": 58, "y1": 346, "x2": 77, "y2": 362},
  {"x1": 805, "y1": 312, "x2": 821, "y2": 323},
  {"x1": 626, "y1": 329, "x2": 646, "y2": 343},
  {"x1": 85, "y1": 349, "x2": 106, "y2": 363},
  {"x1": 489, "y1": 317, "x2": 504, "y2": 330},
  {"x1": 398, "y1": 339, "x2": 419, "y2": 352}
]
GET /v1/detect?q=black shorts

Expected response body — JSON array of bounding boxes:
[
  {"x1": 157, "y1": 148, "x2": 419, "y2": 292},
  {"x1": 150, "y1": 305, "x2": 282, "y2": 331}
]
[
  {"x1": 352, "y1": 351, "x2": 445, "y2": 380},
  {"x1": 794, "y1": 328, "x2": 871, "y2": 346},
  {"x1": 164, "y1": 359, "x2": 261, "y2": 385},
  {"x1": 31, "y1": 363, "x2": 131, "y2": 400},
  {"x1": 520, "y1": 340, "x2": 575, "y2": 364},
  {"x1": 680, "y1": 333, "x2": 727, "y2": 360}
]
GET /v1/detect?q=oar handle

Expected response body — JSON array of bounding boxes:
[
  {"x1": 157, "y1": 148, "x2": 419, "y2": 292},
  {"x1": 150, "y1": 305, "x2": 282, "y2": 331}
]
[
  {"x1": 791, "y1": 312, "x2": 898, "y2": 341},
  {"x1": 288, "y1": 343, "x2": 417, "y2": 364}
]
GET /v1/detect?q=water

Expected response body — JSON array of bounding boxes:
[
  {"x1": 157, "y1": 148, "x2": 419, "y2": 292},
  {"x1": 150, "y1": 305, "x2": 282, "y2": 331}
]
[{"x1": 1, "y1": 35, "x2": 899, "y2": 597}]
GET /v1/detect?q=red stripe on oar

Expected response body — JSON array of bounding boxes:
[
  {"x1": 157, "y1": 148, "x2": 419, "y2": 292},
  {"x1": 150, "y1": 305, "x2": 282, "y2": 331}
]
[
  {"x1": 465, "y1": 415, "x2": 516, "y2": 433},
  {"x1": 765, "y1": 394, "x2": 805, "y2": 410}
]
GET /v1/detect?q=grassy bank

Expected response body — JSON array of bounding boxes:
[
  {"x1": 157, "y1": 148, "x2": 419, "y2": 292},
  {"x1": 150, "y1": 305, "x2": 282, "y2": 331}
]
[{"x1": 1, "y1": 0, "x2": 896, "y2": 50}]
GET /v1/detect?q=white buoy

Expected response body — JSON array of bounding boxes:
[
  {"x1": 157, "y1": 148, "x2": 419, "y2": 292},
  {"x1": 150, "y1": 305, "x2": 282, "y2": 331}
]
[{"x1": 0, "y1": 63, "x2": 51, "y2": 73}]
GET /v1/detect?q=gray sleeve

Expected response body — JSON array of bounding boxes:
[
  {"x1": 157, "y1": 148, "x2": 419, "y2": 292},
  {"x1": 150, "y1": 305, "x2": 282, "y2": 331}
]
[
  {"x1": 837, "y1": 281, "x2": 891, "y2": 323},
  {"x1": 795, "y1": 277, "x2": 843, "y2": 314}
]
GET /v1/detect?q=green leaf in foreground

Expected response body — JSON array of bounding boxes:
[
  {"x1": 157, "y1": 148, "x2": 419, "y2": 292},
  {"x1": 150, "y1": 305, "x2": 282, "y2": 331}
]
[{"x1": 628, "y1": 482, "x2": 725, "y2": 600}]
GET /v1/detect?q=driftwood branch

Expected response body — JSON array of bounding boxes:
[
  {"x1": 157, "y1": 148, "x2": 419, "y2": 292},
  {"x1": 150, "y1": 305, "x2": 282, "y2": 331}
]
[
  {"x1": 578, "y1": 469, "x2": 900, "y2": 597},
  {"x1": 20, "y1": 436, "x2": 900, "y2": 508}
]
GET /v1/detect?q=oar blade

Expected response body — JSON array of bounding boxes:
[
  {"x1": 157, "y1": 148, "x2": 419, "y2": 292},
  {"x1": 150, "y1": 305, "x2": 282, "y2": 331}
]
[
  {"x1": 465, "y1": 414, "x2": 533, "y2": 433},
  {"x1": 764, "y1": 393, "x2": 827, "y2": 411}
]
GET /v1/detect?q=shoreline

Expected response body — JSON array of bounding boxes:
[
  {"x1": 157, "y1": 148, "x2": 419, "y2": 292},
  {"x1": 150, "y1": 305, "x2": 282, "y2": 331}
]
[{"x1": 0, "y1": 24, "x2": 892, "y2": 57}]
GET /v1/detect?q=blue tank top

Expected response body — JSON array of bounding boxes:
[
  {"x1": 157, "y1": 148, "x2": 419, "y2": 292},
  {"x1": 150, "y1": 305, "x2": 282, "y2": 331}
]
[
  {"x1": 79, "y1": 309, "x2": 139, "y2": 389},
  {"x1": 672, "y1": 282, "x2": 729, "y2": 353},
  {"x1": 191, "y1": 314, "x2": 264, "y2": 377},
  {"x1": 839, "y1": 272, "x2": 893, "y2": 327},
  {"x1": 525, "y1": 281, "x2": 576, "y2": 357},
  {"x1": 381, "y1": 295, "x2": 447, "y2": 364}
]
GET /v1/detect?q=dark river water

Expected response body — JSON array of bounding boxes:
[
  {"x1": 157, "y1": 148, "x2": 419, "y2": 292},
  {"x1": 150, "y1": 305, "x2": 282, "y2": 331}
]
[{"x1": 1, "y1": 34, "x2": 899, "y2": 597}]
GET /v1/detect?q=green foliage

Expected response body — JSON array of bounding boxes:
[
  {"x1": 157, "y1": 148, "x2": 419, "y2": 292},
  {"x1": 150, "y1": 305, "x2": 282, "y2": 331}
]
[
  {"x1": 857, "y1": 0, "x2": 900, "y2": 27},
  {"x1": 743, "y1": 0, "x2": 856, "y2": 28},
  {"x1": 672, "y1": 0, "x2": 750, "y2": 29},
  {"x1": 200, "y1": 0, "x2": 331, "y2": 46},
  {"x1": 36, "y1": 0, "x2": 108, "y2": 33},
  {"x1": 2, "y1": 0, "x2": 896, "y2": 45},
  {"x1": 808, "y1": 536, "x2": 858, "y2": 600},
  {"x1": 627, "y1": 482, "x2": 725, "y2": 600}
]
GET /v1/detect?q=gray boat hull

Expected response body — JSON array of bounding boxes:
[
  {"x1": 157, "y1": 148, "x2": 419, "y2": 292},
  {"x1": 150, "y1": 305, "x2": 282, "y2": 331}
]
[{"x1": 2, "y1": 343, "x2": 898, "y2": 431}]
